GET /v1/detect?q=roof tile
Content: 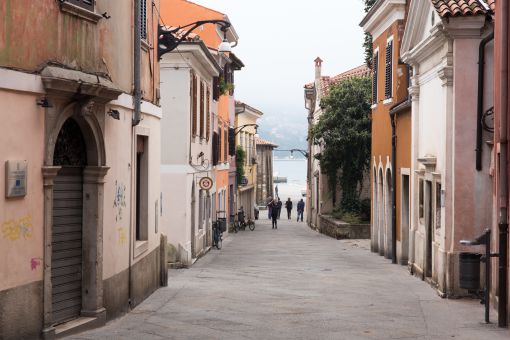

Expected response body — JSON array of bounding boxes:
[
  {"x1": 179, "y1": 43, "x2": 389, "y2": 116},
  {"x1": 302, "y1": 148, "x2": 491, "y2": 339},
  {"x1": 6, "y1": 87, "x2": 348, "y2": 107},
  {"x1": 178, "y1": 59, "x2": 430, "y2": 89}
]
[{"x1": 431, "y1": 0, "x2": 488, "y2": 18}]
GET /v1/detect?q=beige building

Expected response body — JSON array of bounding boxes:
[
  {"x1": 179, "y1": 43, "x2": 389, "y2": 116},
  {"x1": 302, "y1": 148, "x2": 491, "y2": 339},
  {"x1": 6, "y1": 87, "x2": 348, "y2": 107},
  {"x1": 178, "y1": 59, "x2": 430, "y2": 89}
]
[
  {"x1": 256, "y1": 137, "x2": 277, "y2": 205},
  {"x1": 235, "y1": 101, "x2": 262, "y2": 220},
  {"x1": 0, "y1": 1, "x2": 164, "y2": 338}
]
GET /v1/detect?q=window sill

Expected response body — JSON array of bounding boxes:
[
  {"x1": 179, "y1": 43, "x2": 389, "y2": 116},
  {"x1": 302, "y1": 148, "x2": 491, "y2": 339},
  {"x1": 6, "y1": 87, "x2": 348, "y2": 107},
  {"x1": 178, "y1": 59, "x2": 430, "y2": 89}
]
[
  {"x1": 60, "y1": 2, "x2": 102, "y2": 23},
  {"x1": 383, "y1": 98, "x2": 393, "y2": 105},
  {"x1": 134, "y1": 240, "x2": 149, "y2": 258}
]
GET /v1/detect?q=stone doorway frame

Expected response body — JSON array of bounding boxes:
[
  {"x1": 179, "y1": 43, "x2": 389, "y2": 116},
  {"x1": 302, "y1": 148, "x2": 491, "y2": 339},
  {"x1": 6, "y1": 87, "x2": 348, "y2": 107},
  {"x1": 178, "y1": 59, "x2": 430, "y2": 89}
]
[{"x1": 39, "y1": 67, "x2": 121, "y2": 338}]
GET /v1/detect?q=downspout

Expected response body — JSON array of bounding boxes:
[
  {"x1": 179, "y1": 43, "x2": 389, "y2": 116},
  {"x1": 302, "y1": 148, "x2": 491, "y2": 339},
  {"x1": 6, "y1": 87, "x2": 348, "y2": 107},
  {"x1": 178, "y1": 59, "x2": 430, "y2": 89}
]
[
  {"x1": 390, "y1": 111, "x2": 397, "y2": 264},
  {"x1": 476, "y1": 32, "x2": 494, "y2": 171},
  {"x1": 133, "y1": 0, "x2": 142, "y2": 126},
  {"x1": 498, "y1": 0, "x2": 509, "y2": 328}
]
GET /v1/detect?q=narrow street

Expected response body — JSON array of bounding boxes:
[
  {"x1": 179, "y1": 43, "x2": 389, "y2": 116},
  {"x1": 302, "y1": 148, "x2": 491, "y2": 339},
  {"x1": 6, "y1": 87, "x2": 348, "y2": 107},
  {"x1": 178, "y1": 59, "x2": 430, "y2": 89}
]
[{"x1": 69, "y1": 218, "x2": 509, "y2": 340}]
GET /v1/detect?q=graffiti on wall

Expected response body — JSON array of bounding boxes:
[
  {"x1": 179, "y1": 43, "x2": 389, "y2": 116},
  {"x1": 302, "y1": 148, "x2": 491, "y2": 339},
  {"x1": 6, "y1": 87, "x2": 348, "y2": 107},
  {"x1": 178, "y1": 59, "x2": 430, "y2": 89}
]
[
  {"x1": 117, "y1": 227, "x2": 127, "y2": 245},
  {"x1": 2, "y1": 215, "x2": 33, "y2": 241},
  {"x1": 30, "y1": 257, "x2": 42, "y2": 271},
  {"x1": 113, "y1": 180, "x2": 127, "y2": 222}
]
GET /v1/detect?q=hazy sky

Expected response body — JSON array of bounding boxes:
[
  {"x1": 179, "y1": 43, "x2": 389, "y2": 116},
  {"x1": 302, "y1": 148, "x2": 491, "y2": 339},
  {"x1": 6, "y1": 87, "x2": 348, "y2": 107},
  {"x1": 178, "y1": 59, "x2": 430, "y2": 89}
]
[{"x1": 192, "y1": 0, "x2": 367, "y2": 146}]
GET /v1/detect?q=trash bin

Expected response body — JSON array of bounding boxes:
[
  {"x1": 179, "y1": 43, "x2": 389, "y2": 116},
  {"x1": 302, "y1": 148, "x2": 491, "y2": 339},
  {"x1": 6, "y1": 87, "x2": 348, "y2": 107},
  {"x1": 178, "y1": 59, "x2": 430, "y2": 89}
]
[{"x1": 459, "y1": 252, "x2": 482, "y2": 290}]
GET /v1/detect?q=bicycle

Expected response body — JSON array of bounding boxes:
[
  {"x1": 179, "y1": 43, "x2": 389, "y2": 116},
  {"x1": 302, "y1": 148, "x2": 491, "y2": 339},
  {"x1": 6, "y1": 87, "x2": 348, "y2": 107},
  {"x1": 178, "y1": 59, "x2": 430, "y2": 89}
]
[
  {"x1": 230, "y1": 214, "x2": 239, "y2": 233},
  {"x1": 237, "y1": 209, "x2": 255, "y2": 231},
  {"x1": 212, "y1": 221, "x2": 223, "y2": 250}
]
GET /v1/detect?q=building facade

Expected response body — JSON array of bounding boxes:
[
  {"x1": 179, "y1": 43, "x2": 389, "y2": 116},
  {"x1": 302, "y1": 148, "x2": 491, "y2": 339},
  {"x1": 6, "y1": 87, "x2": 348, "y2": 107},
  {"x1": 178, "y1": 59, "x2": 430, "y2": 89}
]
[
  {"x1": 160, "y1": 41, "x2": 221, "y2": 266},
  {"x1": 304, "y1": 59, "x2": 371, "y2": 230},
  {"x1": 0, "y1": 1, "x2": 163, "y2": 338},
  {"x1": 256, "y1": 137, "x2": 277, "y2": 206},
  {"x1": 401, "y1": 0, "x2": 494, "y2": 296},
  {"x1": 235, "y1": 101, "x2": 262, "y2": 219},
  {"x1": 361, "y1": 0, "x2": 411, "y2": 264}
]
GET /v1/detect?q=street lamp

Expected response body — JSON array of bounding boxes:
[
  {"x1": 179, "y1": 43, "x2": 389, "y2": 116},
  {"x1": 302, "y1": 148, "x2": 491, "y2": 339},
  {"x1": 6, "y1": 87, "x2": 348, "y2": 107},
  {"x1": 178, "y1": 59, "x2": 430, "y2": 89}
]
[
  {"x1": 234, "y1": 124, "x2": 258, "y2": 136},
  {"x1": 158, "y1": 20, "x2": 232, "y2": 60},
  {"x1": 274, "y1": 149, "x2": 309, "y2": 158}
]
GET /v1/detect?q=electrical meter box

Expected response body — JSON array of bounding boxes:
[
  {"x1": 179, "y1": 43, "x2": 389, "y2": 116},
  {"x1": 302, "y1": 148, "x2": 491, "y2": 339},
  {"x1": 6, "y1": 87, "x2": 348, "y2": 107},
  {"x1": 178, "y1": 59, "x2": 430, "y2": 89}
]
[{"x1": 5, "y1": 160, "x2": 27, "y2": 198}]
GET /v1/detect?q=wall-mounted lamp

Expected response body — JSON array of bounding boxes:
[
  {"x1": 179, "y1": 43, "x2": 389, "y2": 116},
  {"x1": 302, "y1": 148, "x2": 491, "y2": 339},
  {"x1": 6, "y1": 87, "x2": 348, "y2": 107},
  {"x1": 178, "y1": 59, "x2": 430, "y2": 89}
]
[
  {"x1": 36, "y1": 97, "x2": 53, "y2": 108},
  {"x1": 107, "y1": 109, "x2": 120, "y2": 120},
  {"x1": 234, "y1": 124, "x2": 258, "y2": 136},
  {"x1": 158, "y1": 19, "x2": 232, "y2": 60}
]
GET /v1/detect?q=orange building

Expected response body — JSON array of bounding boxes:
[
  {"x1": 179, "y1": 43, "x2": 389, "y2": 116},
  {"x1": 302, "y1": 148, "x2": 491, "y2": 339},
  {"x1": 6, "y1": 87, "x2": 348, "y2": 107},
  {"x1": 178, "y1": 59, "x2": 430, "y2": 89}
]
[
  {"x1": 160, "y1": 0, "x2": 243, "y2": 227},
  {"x1": 361, "y1": 0, "x2": 411, "y2": 265}
]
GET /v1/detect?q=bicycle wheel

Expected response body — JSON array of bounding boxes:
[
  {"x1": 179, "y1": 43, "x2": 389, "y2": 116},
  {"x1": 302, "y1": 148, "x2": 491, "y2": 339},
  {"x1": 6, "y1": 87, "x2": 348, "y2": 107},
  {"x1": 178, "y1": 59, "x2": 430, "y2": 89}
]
[
  {"x1": 248, "y1": 221, "x2": 255, "y2": 231},
  {"x1": 216, "y1": 235, "x2": 222, "y2": 249}
]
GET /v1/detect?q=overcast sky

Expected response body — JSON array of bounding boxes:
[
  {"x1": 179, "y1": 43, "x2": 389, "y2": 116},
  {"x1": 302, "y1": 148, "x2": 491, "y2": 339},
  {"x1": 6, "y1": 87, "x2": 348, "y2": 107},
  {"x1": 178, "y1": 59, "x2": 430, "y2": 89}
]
[{"x1": 193, "y1": 0, "x2": 367, "y2": 147}]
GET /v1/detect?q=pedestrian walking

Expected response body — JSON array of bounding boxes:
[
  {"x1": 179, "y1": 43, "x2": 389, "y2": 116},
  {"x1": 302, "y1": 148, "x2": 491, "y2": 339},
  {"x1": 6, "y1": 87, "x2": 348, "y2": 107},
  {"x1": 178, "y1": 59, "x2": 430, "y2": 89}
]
[
  {"x1": 297, "y1": 198, "x2": 305, "y2": 222},
  {"x1": 268, "y1": 199, "x2": 279, "y2": 229},
  {"x1": 277, "y1": 198, "x2": 282, "y2": 219},
  {"x1": 285, "y1": 198, "x2": 293, "y2": 220},
  {"x1": 267, "y1": 196, "x2": 272, "y2": 219}
]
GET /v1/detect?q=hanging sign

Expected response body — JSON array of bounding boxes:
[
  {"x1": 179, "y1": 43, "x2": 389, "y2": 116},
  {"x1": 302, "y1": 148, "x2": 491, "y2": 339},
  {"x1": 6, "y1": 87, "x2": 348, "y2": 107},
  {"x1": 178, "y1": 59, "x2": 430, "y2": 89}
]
[{"x1": 199, "y1": 177, "x2": 213, "y2": 190}]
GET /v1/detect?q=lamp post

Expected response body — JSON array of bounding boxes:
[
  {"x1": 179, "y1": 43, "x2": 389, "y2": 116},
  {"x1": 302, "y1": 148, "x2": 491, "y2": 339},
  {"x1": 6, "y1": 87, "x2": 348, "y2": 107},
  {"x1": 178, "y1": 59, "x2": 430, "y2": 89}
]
[
  {"x1": 158, "y1": 20, "x2": 232, "y2": 60},
  {"x1": 274, "y1": 149, "x2": 309, "y2": 158},
  {"x1": 234, "y1": 124, "x2": 258, "y2": 136}
]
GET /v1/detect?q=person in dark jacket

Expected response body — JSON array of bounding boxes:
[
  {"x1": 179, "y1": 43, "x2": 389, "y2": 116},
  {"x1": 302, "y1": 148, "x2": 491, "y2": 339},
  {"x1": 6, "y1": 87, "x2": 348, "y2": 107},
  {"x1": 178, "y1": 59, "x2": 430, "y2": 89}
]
[
  {"x1": 276, "y1": 198, "x2": 283, "y2": 219},
  {"x1": 285, "y1": 198, "x2": 293, "y2": 220},
  {"x1": 297, "y1": 199, "x2": 305, "y2": 222},
  {"x1": 268, "y1": 199, "x2": 279, "y2": 229}
]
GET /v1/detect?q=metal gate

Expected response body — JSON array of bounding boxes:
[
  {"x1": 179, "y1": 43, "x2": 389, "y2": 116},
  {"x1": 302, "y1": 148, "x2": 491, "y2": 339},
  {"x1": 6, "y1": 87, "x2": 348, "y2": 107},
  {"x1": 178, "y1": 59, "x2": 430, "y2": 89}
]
[{"x1": 52, "y1": 167, "x2": 83, "y2": 325}]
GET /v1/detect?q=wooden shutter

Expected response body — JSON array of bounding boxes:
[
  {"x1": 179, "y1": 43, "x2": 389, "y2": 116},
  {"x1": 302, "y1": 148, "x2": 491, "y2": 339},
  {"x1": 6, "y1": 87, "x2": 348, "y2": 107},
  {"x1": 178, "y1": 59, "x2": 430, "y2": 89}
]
[
  {"x1": 213, "y1": 77, "x2": 220, "y2": 100},
  {"x1": 228, "y1": 128, "x2": 236, "y2": 156},
  {"x1": 224, "y1": 127, "x2": 228, "y2": 162},
  {"x1": 385, "y1": 40, "x2": 393, "y2": 99},
  {"x1": 206, "y1": 88, "x2": 211, "y2": 141},
  {"x1": 200, "y1": 81, "x2": 205, "y2": 138},
  {"x1": 192, "y1": 73, "x2": 197, "y2": 136},
  {"x1": 212, "y1": 132, "x2": 219, "y2": 166},
  {"x1": 372, "y1": 51, "x2": 378, "y2": 104},
  {"x1": 140, "y1": 0, "x2": 147, "y2": 40}
]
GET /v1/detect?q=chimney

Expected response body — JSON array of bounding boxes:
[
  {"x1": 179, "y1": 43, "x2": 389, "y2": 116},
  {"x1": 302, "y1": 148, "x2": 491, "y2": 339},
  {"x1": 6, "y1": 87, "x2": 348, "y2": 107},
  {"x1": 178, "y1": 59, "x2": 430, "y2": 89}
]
[{"x1": 314, "y1": 57, "x2": 323, "y2": 81}]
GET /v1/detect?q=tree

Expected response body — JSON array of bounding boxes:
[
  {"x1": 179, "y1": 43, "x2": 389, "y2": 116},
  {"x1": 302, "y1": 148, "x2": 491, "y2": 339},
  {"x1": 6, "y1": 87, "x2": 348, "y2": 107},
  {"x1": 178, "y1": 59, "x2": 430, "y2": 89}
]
[
  {"x1": 311, "y1": 76, "x2": 372, "y2": 212},
  {"x1": 363, "y1": 0, "x2": 377, "y2": 68},
  {"x1": 235, "y1": 146, "x2": 246, "y2": 185}
]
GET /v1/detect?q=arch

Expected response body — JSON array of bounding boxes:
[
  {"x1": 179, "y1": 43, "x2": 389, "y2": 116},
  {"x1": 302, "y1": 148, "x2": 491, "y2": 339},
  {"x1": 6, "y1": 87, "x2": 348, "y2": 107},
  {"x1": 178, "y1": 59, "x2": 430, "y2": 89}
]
[
  {"x1": 372, "y1": 166, "x2": 379, "y2": 252},
  {"x1": 385, "y1": 167, "x2": 393, "y2": 260},
  {"x1": 377, "y1": 167, "x2": 384, "y2": 256},
  {"x1": 46, "y1": 100, "x2": 106, "y2": 167}
]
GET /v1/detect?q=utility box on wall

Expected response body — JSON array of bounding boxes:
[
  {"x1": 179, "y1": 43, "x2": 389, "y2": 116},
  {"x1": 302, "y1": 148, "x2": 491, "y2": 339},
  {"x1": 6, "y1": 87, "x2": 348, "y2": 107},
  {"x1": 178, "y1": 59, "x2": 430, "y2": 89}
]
[{"x1": 5, "y1": 160, "x2": 27, "y2": 198}]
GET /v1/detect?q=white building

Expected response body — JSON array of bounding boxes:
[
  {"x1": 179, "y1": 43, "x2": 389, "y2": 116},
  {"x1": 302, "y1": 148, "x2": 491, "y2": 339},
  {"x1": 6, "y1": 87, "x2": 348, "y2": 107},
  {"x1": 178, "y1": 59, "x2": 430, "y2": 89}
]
[{"x1": 160, "y1": 41, "x2": 221, "y2": 266}]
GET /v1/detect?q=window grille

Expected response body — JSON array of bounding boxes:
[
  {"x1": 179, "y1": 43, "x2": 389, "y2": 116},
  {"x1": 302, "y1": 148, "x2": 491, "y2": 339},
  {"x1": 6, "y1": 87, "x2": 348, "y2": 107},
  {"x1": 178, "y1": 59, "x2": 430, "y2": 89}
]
[
  {"x1": 372, "y1": 51, "x2": 379, "y2": 104},
  {"x1": 140, "y1": 0, "x2": 147, "y2": 40}
]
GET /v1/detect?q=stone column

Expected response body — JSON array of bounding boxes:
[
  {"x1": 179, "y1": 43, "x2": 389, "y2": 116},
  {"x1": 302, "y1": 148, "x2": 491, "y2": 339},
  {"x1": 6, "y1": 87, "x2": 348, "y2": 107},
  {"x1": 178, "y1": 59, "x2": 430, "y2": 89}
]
[
  {"x1": 81, "y1": 166, "x2": 109, "y2": 321},
  {"x1": 42, "y1": 166, "x2": 61, "y2": 339}
]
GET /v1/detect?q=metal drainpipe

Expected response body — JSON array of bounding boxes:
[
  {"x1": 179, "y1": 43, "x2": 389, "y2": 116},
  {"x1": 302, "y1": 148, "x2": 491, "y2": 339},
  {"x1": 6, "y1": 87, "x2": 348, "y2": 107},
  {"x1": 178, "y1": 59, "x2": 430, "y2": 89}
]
[
  {"x1": 390, "y1": 111, "x2": 397, "y2": 264},
  {"x1": 498, "y1": 0, "x2": 509, "y2": 328},
  {"x1": 133, "y1": 0, "x2": 142, "y2": 126},
  {"x1": 476, "y1": 32, "x2": 494, "y2": 171}
]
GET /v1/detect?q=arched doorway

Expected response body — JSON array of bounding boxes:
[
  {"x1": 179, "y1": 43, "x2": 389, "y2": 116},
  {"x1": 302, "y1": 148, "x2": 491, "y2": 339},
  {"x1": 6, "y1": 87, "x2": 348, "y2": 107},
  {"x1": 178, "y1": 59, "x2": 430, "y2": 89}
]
[
  {"x1": 377, "y1": 169, "x2": 384, "y2": 256},
  {"x1": 51, "y1": 118, "x2": 87, "y2": 324},
  {"x1": 385, "y1": 169, "x2": 393, "y2": 260}
]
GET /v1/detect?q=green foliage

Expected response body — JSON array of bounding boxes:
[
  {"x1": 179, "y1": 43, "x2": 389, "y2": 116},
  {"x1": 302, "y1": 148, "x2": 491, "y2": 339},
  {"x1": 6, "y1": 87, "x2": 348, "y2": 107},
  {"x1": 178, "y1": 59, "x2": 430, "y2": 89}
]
[
  {"x1": 311, "y1": 76, "x2": 372, "y2": 213},
  {"x1": 235, "y1": 146, "x2": 246, "y2": 184},
  {"x1": 363, "y1": 0, "x2": 377, "y2": 68},
  {"x1": 219, "y1": 78, "x2": 234, "y2": 96}
]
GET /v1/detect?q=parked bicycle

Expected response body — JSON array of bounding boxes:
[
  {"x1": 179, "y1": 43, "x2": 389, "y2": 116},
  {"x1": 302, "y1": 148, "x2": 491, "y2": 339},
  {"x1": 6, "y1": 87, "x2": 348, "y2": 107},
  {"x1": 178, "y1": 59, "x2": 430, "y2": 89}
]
[
  {"x1": 237, "y1": 207, "x2": 255, "y2": 231},
  {"x1": 212, "y1": 221, "x2": 223, "y2": 249},
  {"x1": 230, "y1": 214, "x2": 239, "y2": 233}
]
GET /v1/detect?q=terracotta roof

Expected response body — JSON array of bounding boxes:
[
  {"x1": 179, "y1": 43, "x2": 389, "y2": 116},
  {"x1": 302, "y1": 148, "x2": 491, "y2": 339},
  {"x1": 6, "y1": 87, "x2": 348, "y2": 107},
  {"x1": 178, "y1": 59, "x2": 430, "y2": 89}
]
[
  {"x1": 162, "y1": 26, "x2": 201, "y2": 42},
  {"x1": 431, "y1": 0, "x2": 489, "y2": 17},
  {"x1": 487, "y1": 0, "x2": 495, "y2": 11},
  {"x1": 305, "y1": 64, "x2": 371, "y2": 96},
  {"x1": 255, "y1": 137, "x2": 277, "y2": 147}
]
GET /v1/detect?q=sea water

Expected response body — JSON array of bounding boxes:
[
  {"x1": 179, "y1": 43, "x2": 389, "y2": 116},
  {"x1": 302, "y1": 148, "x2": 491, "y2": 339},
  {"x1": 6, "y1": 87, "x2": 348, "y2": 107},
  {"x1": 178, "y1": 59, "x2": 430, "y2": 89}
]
[{"x1": 273, "y1": 159, "x2": 307, "y2": 203}]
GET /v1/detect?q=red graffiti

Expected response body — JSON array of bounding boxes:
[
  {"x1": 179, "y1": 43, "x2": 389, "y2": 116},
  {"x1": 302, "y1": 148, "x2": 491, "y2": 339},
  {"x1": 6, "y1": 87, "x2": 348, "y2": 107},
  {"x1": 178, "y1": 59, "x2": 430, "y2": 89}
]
[{"x1": 30, "y1": 258, "x2": 42, "y2": 271}]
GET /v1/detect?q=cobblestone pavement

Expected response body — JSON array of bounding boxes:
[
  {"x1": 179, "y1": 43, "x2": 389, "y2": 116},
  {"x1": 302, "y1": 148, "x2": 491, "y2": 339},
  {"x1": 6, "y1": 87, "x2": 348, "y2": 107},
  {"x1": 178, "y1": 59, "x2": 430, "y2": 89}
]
[{"x1": 69, "y1": 218, "x2": 510, "y2": 340}]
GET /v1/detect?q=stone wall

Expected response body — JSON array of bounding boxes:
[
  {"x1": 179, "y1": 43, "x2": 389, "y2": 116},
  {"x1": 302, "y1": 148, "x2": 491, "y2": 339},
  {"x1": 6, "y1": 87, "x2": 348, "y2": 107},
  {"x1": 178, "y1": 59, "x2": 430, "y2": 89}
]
[{"x1": 319, "y1": 215, "x2": 370, "y2": 240}]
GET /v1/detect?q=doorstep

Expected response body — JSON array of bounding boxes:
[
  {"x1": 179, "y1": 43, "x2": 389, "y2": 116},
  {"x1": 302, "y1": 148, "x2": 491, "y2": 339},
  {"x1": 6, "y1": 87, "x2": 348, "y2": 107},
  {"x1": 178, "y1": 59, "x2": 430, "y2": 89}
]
[{"x1": 51, "y1": 312, "x2": 105, "y2": 339}]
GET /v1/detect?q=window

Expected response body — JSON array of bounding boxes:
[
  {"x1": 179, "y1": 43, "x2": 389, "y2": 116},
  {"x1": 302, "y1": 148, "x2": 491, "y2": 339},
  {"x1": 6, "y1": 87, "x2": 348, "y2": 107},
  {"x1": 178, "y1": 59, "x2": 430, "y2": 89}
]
[
  {"x1": 385, "y1": 38, "x2": 393, "y2": 99},
  {"x1": 212, "y1": 132, "x2": 219, "y2": 166},
  {"x1": 140, "y1": 0, "x2": 147, "y2": 40},
  {"x1": 213, "y1": 77, "x2": 220, "y2": 101},
  {"x1": 206, "y1": 87, "x2": 211, "y2": 141},
  {"x1": 68, "y1": 0, "x2": 94, "y2": 11},
  {"x1": 228, "y1": 128, "x2": 236, "y2": 156},
  {"x1": 191, "y1": 73, "x2": 197, "y2": 136},
  {"x1": 200, "y1": 81, "x2": 205, "y2": 138},
  {"x1": 435, "y1": 183, "x2": 441, "y2": 229},
  {"x1": 136, "y1": 135, "x2": 149, "y2": 241},
  {"x1": 372, "y1": 50, "x2": 379, "y2": 104},
  {"x1": 419, "y1": 179, "x2": 424, "y2": 222}
]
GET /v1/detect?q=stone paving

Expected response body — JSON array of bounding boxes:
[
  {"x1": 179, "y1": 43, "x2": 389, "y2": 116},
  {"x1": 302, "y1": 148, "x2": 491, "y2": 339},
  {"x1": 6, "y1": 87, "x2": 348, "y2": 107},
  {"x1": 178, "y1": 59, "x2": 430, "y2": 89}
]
[{"x1": 68, "y1": 218, "x2": 510, "y2": 340}]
